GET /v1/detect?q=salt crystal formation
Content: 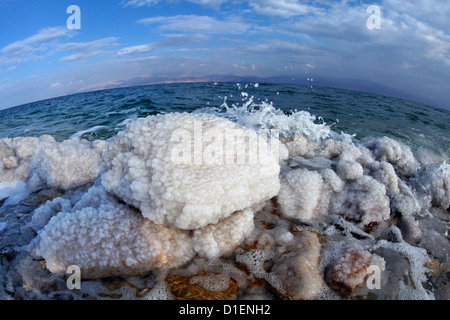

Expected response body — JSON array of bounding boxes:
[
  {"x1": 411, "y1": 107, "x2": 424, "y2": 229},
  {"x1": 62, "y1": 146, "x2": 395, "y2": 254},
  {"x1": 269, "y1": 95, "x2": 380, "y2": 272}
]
[
  {"x1": 101, "y1": 113, "x2": 282, "y2": 230},
  {"x1": 325, "y1": 246, "x2": 385, "y2": 297},
  {"x1": 35, "y1": 113, "x2": 283, "y2": 279},
  {"x1": 1, "y1": 107, "x2": 449, "y2": 300},
  {"x1": 0, "y1": 135, "x2": 103, "y2": 191}
]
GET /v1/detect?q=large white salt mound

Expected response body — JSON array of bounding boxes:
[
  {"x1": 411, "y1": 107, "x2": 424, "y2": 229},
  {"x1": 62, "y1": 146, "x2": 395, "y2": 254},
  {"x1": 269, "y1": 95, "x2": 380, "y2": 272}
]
[
  {"x1": 277, "y1": 168, "x2": 323, "y2": 222},
  {"x1": 102, "y1": 113, "x2": 283, "y2": 230},
  {"x1": 38, "y1": 186, "x2": 195, "y2": 279}
]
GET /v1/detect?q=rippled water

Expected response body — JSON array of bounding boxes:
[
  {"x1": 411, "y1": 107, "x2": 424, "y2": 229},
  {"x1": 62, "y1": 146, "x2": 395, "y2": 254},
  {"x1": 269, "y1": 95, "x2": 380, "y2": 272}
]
[{"x1": 1, "y1": 82, "x2": 448, "y2": 159}]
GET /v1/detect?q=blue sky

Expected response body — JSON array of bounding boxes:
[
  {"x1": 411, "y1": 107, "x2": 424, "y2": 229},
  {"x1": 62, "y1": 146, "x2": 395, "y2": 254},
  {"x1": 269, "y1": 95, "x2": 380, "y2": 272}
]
[{"x1": 0, "y1": 0, "x2": 449, "y2": 110}]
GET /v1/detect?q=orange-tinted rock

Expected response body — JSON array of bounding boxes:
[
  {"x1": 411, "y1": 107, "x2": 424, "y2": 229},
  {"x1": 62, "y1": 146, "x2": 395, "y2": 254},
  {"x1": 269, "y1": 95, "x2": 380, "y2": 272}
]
[{"x1": 165, "y1": 273, "x2": 240, "y2": 300}]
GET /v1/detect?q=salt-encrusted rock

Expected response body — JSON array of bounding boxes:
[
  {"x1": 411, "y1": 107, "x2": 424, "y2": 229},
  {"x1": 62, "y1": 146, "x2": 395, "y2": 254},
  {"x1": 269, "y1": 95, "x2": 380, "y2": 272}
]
[
  {"x1": 0, "y1": 140, "x2": 15, "y2": 159},
  {"x1": 277, "y1": 168, "x2": 323, "y2": 222},
  {"x1": 284, "y1": 135, "x2": 362, "y2": 161},
  {"x1": 271, "y1": 231, "x2": 323, "y2": 300},
  {"x1": 38, "y1": 186, "x2": 258, "y2": 278},
  {"x1": 398, "y1": 215, "x2": 422, "y2": 244},
  {"x1": 38, "y1": 188, "x2": 195, "y2": 279},
  {"x1": 0, "y1": 135, "x2": 102, "y2": 192},
  {"x1": 29, "y1": 139, "x2": 102, "y2": 191},
  {"x1": 2, "y1": 156, "x2": 18, "y2": 170},
  {"x1": 368, "y1": 160, "x2": 400, "y2": 194},
  {"x1": 0, "y1": 136, "x2": 52, "y2": 183},
  {"x1": 283, "y1": 135, "x2": 313, "y2": 157},
  {"x1": 102, "y1": 113, "x2": 283, "y2": 230},
  {"x1": 330, "y1": 175, "x2": 391, "y2": 229},
  {"x1": 365, "y1": 136, "x2": 419, "y2": 176},
  {"x1": 336, "y1": 152, "x2": 364, "y2": 181},
  {"x1": 321, "y1": 168, "x2": 345, "y2": 193},
  {"x1": 192, "y1": 209, "x2": 255, "y2": 259},
  {"x1": 426, "y1": 163, "x2": 450, "y2": 210},
  {"x1": 325, "y1": 247, "x2": 385, "y2": 297}
]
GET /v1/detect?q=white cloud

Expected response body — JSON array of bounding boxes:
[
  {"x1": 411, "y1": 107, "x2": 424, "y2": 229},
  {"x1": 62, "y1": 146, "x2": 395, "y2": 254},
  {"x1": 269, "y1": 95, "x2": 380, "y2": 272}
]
[
  {"x1": 0, "y1": 28, "x2": 118, "y2": 67},
  {"x1": 247, "y1": 0, "x2": 323, "y2": 18},
  {"x1": 122, "y1": 0, "x2": 226, "y2": 9},
  {"x1": 118, "y1": 44, "x2": 155, "y2": 56},
  {"x1": 117, "y1": 34, "x2": 208, "y2": 56},
  {"x1": 0, "y1": 27, "x2": 70, "y2": 66},
  {"x1": 138, "y1": 15, "x2": 250, "y2": 34},
  {"x1": 186, "y1": 0, "x2": 226, "y2": 9},
  {"x1": 58, "y1": 37, "x2": 118, "y2": 61},
  {"x1": 121, "y1": 0, "x2": 159, "y2": 7},
  {"x1": 50, "y1": 82, "x2": 63, "y2": 88}
]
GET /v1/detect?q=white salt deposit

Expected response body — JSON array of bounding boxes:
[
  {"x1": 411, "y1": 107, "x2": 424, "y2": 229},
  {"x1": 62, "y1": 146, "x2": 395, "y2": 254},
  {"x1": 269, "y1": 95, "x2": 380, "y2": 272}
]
[
  {"x1": 1, "y1": 94, "x2": 448, "y2": 300},
  {"x1": 192, "y1": 209, "x2": 255, "y2": 259},
  {"x1": 277, "y1": 168, "x2": 323, "y2": 222},
  {"x1": 0, "y1": 135, "x2": 103, "y2": 192},
  {"x1": 38, "y1": 185, "x2": 195, "y2": 279},
  {"x1": 101, "y1": 112, "x2": 282, "y2": 230}
]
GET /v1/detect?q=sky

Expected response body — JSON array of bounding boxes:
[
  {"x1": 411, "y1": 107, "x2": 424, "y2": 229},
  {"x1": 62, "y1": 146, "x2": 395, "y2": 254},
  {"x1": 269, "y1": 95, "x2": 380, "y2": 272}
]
[{"x1": 0, "y1": 0, "x2": 449, "y2": 110}]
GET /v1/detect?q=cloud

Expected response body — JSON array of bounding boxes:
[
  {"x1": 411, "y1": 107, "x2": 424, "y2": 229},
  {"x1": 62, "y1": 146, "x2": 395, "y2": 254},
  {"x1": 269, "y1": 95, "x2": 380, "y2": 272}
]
[
  {"x1": 0, "y1": 27, "x2": 70, "y2": 66},
  {"x1": 122, "y1": 0, "x2": 226, "y2": 9},
  {"x1": 121, "y1": 0, "x2": 159, "y2": 7},
  {"x1": 0, "y1": 28, "x2": 118, "y2": 68},
  {"x1": 287, "y1": 1, "x2": 450, "y2": 67},
  {"x1": 58, "y1": 37, "x2": 118, "y2": 61},
  {"x1": 50, "y1": 82, "x2": 63, "y2": 88},
  {"x1": 138, "y1": 15, "x2": 251, "y2": 34},
  {"x1": 117, "y1": 34, "x2": 208, "y2": 56},
  {"x1": 246, "y1": 0, "x2": 324, "y2": 18}
]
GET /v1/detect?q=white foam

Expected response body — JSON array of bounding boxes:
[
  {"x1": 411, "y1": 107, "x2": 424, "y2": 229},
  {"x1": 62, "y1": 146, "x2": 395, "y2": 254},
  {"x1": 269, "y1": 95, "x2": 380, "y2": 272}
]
[
  {"x1": 373, "y1": 224, "x2": 434, "y2": 299},
  {"x1": 194, "y1": 96, "x2": 347, "y2": 142},
  {"x1": 69, "y1": 126, "x2": 108, "y2": 140}
]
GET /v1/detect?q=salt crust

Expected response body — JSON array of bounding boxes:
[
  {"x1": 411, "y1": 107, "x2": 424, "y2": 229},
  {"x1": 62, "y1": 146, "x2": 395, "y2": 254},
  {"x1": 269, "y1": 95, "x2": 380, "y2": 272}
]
[
  {"x1": 2, "y1": 112, "x2": 446, "y2": 298},
  {"x1": 101, "y1": 112, "x2": 283, "y2": 230},
  {"x1": 37, "y1": 113, "x2": 282, "y2": 278}
]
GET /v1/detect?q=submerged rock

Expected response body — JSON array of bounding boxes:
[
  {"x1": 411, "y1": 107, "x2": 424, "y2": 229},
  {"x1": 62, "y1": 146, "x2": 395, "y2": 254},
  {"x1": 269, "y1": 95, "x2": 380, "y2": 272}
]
[
  {"x1": 271, "y1": 231, "x2": 323, "y2": 300},
  {"x1": 325, "y1": 246, "x2": 385, "y2": 297}
]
